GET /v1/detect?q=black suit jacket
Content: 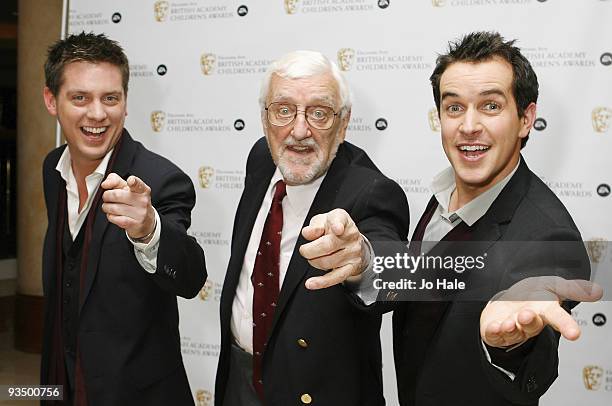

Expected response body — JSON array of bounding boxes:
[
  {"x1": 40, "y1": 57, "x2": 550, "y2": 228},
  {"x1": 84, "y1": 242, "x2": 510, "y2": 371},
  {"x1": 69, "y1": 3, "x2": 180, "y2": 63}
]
[
  {"x1": 215, "y1": 137, "x2": 409, "y2": 406},
  {"x1": 41, "y1": 131, "x2": 207, "y2": 405},
  {"x1": 391, "y1": 158, "x2": 590, "y2": 406}
]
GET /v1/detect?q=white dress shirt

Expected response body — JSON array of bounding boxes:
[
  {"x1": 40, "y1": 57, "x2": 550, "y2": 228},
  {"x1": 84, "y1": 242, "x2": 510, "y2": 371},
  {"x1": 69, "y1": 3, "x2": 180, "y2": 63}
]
[
  {"x1": 231, "y1": 168, "x2": 325, "y2": 354},
  {"x1": 55, "y1": 147, "x2": 161, "y2": 273},
  {"x1": 354, "y1": 159, "x2": 521, "y2": 379},
  {"x1": 422, "y1": 160, "x2": 519, "y2": 244}
]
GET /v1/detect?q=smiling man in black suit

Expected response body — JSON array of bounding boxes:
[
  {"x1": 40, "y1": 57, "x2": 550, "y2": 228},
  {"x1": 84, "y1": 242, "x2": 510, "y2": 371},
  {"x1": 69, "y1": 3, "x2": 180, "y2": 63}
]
[
  {"x1": 215, "y1": 50, "x2": 409, "y2": 406},
  {"x1": 40, "y1": 32, "x2": 206, "y2": 405},
  {"x1": 300, "y1": 32, "x2": 601, "y2": 406}
]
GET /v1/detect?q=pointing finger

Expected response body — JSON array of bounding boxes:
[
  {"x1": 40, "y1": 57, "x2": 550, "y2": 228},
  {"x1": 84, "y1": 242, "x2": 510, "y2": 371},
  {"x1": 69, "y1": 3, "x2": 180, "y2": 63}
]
[
  {"x1": 127, "y1": 175, "x2": 149, "y2": 194},
  {"x1": 327, "y1": 209, "x2": 351, "y2": 236},
  {"x1": 302, "y1": 214, "x2": 327, "y2": 241},
  {"x1": 101, "y1": 173, "x2": 127, "y2": 190}
]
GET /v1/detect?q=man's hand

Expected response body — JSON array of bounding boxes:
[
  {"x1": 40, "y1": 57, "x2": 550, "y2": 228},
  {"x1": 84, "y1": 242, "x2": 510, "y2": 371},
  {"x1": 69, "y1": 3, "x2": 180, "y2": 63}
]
[
  {"x1": 480, "y1": 277, "x2": 603, "y2": 348},
  {"x1": 299, "y1": 209, "x2": 367, "y2": 290},
  {"x1": 101, "y1": 173, "x2": 156, "y2": 243}
]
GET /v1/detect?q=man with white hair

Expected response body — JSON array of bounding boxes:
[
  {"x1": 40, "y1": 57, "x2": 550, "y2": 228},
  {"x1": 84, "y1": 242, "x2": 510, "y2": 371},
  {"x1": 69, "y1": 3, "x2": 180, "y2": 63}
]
[{"x1": 215, "y1": 50, "x2": 409, "y2": 406}]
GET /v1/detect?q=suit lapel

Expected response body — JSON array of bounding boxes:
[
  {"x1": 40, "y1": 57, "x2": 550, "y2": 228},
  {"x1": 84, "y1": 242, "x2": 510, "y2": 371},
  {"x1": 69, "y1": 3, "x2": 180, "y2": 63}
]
[
  {"x1": 79, "y1": 131, "x2": 137, "y2": 313},
  {"x1": 43, "y1": 152, "x2": 65, "y2": 297},
  {"x1": 220, "y1": 160, "x2": 275, "y2": 327}
]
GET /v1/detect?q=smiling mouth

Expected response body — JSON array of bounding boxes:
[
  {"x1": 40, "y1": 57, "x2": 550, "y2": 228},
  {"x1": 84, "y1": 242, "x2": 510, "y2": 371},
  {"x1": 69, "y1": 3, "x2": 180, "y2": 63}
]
[
  {"x1": 81, "y1": 126, "x2": 108, "y2": 137},
  {"x1": 458, "y1": 144, "x2": 490, "y2": 159},
  {"x1": 286, "y1": 145, "x2": 314, "y2": 154}
]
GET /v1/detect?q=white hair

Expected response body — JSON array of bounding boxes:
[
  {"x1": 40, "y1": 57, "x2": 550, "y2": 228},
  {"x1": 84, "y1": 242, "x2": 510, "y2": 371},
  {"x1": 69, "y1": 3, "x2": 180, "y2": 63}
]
[{"x1": 258, "y1": 50, "x2": 352, "y2": 117}]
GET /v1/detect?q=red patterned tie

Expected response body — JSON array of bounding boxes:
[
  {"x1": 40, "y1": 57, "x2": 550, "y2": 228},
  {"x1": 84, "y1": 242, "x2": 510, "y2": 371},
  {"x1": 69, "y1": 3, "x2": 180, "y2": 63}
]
[{"x1": 252, "y1": 180, "x2": 286, "y2": 401}]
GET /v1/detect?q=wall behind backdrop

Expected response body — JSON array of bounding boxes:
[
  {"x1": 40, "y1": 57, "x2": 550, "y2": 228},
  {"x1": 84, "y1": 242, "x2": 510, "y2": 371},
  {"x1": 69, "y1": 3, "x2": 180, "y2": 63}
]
[{"x1": 64, "y1": 0, "x2": 612, "y2": 404}]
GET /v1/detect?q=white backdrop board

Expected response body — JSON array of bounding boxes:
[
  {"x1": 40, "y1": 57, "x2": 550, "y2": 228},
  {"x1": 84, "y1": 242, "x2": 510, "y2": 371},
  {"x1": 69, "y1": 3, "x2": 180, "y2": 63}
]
[{"x1": 63, "y1": 1, "x2": 612, "y2": 404}]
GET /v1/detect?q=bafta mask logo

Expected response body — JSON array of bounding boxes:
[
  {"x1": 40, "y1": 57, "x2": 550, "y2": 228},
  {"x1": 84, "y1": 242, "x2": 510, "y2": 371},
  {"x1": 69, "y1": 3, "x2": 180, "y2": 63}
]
[
  {"x1": 592, "y1": 107, "x2": 611, "y2": 133},
  {"x1": 432, "y1": 0, "x2": 446, "y2": 6},
  {"x1": 284, "y1": 0, "x2": 299, "y2": 14},
  {"x1": 200, "y1": 53, "x2": 217, "y2": 76},
  {"x1": 586, "y1": 238, "x2": 607, "y2": 264},
  {"x1": 199, "y1": 280, "x2": 214, "y2": 301},
  {"x1": 150, "y1": 111, "x2": 166, "y2": 132},
  {"x1": 337, "y1": 48, "x2": 356, "y2": 72},
  {"x1": 195, "y1": 389, "x2": 213, "y2": 406},
  {"x1": 428, "y1": 108, "x2": 441, "y2": 132},
  {"x1": 583, "y1": 365, "x2": 604, "y2": 391},
  {"x1": 154, "y1": 1, "x2": 170, "y2": 22},
  {"x1": 198, "y1": 166, "x2": 215, "y2": 189}
]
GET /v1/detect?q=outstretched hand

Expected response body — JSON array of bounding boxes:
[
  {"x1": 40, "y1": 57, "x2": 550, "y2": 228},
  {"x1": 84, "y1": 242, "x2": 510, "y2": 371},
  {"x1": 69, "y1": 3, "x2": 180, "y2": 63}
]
[{"x1": 480, "y1": 277, "x2": 603, "y2": 348}]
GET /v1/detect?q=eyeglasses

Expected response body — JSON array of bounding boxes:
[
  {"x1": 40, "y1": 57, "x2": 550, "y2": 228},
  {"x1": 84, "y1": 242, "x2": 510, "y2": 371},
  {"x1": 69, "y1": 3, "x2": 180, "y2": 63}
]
[{"x1": 265, "y1": 102, "x2": 338, "y2": 130}]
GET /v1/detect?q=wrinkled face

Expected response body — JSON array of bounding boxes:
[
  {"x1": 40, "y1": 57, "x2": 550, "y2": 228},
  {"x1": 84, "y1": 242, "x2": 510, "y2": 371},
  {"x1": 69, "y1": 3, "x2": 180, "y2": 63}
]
[
  {"x1": 263, "y1": 72, "x2": 349, "y2": 185},
  {"x1": 439, "y1": 57, "x2": 535, "y2": 195},
  {"x1": 43, "y1": 61, "x2": 127, "y2": 174}
]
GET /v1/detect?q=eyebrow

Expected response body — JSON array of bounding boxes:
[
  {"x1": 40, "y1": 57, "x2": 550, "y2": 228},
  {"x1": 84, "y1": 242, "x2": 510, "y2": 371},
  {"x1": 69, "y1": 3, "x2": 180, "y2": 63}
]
[
  {"x1": 479, "y1": 89, "x2": 507, "y2": 98},
  {"x1": 66, "y1": 89, "x2": 123, "y2": 95},
  {"x1": 440, "y1": 91, "x2": 459, "y2": 101},
  {"x1": 270, "y1": 94, "x2": 336, "y2": 107},
  {"x1": 440, "y1": 89, "x2": 507, "y2": 101}
]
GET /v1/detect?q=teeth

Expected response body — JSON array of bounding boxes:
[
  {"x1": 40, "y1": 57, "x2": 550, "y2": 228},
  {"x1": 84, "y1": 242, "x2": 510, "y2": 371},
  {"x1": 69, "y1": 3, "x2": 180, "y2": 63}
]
[
  {"x1": 459, "y1": 145, "x2": 489, "y2": 151},
  {"x1": 83, "y1": 126, "x2": 107, "y2": 134}
]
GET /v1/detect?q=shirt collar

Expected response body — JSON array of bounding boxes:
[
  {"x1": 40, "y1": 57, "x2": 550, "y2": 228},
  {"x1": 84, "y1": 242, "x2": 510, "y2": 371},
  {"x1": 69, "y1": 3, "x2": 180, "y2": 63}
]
[
  {"x1": 430, "y1": 157, "x2": 521, "y2": 226},
  {"x1": 270, "y1": 168, "x2": 326, "y2": 217},
  {"x1": 55, "y1": 146, "x2": 114, "y2": 181}
]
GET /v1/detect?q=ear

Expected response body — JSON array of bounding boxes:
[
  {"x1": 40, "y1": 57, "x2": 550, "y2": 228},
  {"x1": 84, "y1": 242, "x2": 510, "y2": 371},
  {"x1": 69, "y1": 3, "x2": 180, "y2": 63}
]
[
  {"x1": 518, "y1": 102, "x2": 536, "y2": 140},
  {"x1": 43, "y1": 87, "x2": 58, "y2": 116},
  {"x1": 337, "y1": 108, "x2": 351, "y2": 143}
]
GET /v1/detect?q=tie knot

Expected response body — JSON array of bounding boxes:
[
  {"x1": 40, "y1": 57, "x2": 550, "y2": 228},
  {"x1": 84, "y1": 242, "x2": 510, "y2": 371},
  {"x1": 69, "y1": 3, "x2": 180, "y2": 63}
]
[{"x1": 273, "y1": 180, "x2": 287, "y2": 202}]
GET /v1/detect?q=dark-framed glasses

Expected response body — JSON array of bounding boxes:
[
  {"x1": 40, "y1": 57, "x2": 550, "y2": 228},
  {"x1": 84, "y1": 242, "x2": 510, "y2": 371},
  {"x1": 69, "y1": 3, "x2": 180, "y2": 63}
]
[{"x1": 265, "y1": 102, "x2": 338, "y2": 130}]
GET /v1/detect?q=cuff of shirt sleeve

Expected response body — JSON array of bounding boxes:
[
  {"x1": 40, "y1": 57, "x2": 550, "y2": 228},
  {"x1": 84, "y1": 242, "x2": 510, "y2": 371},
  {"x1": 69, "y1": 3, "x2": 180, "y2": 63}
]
[
  {"x1": 481, "y1": 339, "x2": 517, "y2": 381},
  {"x1": 127, "y1": 209, "x2": 161, "y2": 250},
  {"x1": 344, "y1": 234, "x2": 379, "y2": 306},
  {"x1": 127, "y1": 209, "x2": 161, "y2": 274}
]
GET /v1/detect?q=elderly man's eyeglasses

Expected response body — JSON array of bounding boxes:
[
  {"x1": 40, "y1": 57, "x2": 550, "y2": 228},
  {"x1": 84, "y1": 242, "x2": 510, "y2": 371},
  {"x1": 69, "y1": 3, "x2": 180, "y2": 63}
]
[{"x1": 265, "y1": 103, "x2": 338, "y2": 130}]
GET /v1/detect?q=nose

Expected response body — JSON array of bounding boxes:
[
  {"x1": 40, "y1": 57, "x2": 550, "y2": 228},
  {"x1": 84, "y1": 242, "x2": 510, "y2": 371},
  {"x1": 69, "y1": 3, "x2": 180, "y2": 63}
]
[
  {"x1": 291, "y1": 110, "x2": 311, "y2": 140},
  {"x1": 459, "y1": 107, "x2": 482, "y2": 136},
  {"x1": 86, "y1": 100, "x2": 107, "y2": 122}
]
